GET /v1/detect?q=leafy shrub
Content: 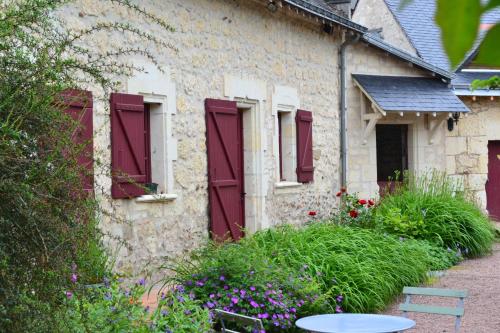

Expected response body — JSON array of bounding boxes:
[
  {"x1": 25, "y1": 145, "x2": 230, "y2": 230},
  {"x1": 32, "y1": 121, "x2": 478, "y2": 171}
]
[
  {"x1": 334, "y1": 188, "x2": 376, "y2": 226},
  {"x1": 164, "y1": 223, "x2": 456, "y2": 326},
  {"x1": 164, "y1": 238, "x2": 328, "y2": 332},
  {"x1": 374, "y1": 171, "x2": 494, "y2": 256},
  {"x1": 0, "y1": 0, "x2": 174, "y2": 330},
  {"x1": 61, "y1": 277, "x2": 211, "y2": 333}
]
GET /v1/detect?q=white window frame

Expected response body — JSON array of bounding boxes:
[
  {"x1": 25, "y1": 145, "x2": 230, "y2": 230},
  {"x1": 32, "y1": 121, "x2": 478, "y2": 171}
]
[
  {"x1": 128, "y1": 62, "x2": 177, "y2": 202},
  {"x1": 272, "y1": 85, "x2": 301, "y2": 189}
]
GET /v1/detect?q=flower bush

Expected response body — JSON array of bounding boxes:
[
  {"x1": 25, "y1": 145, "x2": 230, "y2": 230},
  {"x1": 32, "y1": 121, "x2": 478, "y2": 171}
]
[
  {"x1": 165, "y1": 238, "x2": 329, "y2": 332},
  {"x1": 335, "y1": 188, "x2": 375, "y2": 226},
  {"x1": 62, "y1": 277, "x2": 211, "y2": 333}
]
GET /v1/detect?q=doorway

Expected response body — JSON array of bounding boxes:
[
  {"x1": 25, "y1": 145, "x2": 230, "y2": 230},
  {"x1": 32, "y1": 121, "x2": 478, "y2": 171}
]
[
  {"x1": 486, "y1": 141, "x2": 500, "y2": 221},
  {"x1": 376, "y1": 124, "x2": 408, "y2": 191}
]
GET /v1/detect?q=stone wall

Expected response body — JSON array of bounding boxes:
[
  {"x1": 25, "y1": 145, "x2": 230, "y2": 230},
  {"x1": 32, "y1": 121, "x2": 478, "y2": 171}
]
[
  {"x1": 446, "y1": 97, "x2": 500, "y2": 209},
  {"x1": 352, "y1": 0, "x2": 417, "y2": 55},
  {"x1": 60, "y1": 0, "x2": 344, "y2": 275}
]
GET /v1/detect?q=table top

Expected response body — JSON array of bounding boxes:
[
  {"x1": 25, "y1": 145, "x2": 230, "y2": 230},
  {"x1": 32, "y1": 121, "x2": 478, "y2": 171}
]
[{"x1": 295, "y1": 313, "x2": 416, "y2": 333}]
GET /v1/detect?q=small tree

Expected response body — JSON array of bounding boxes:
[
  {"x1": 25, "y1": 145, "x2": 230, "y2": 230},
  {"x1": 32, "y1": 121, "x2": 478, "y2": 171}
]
[{"x1": 0, "y1": 1, "x2": 174, "y2": 330}]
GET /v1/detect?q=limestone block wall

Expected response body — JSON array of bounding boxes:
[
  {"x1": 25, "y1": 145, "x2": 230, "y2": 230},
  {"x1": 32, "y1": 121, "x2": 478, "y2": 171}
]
[
  {"x1": 345, "y1": 43, "x2": 446, "y2": 199},
  {"x1": 446, "y1": 97, "x2": 500, "y2": 209},
  {"x1": 59, "y1": 0, "x2": 343, "y2": 275},
  {"x1": 352, "y1": 0, "x2": 417, "y2": 56}
]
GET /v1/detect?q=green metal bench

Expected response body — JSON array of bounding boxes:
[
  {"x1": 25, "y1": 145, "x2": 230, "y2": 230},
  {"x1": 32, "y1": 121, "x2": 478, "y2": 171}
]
[
  {"x1": 399, "y1": 287, "x2": 468, "y2": 333},
  {"x1": 214, "y1": 309, "x2": 264, "y2": 333}
]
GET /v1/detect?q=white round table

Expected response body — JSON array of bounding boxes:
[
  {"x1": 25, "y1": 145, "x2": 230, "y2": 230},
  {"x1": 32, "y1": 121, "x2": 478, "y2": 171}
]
[{"x1": 295, "y1": 313, "x2": 416, "y2": 333}]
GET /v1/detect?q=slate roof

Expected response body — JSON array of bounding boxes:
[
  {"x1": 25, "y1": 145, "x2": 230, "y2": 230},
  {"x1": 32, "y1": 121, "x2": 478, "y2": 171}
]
[
  {"x1": 289, "y1": 0, "x2": 453, "y2": 79},
  {"x1": 452, "y1": 72, "x2": 500, "y2": 87},
  {"x1": 384, "y1": 0, "x2": 451, "y2": 70},
  {"x1": 384, "y1": 0, "x2": 500, "y2": 71},
  {"x1": 352, "y1": 74, "x2": 470, "y2": 112}
]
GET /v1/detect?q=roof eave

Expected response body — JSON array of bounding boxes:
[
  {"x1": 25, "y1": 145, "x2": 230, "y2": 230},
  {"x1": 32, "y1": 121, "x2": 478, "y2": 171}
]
[
  {"x1": 361, "y1": 34, "x2": 453, "y2": 80},
  {"x1": 282, "y1": 0, "x2": 367, "y2": 33}
]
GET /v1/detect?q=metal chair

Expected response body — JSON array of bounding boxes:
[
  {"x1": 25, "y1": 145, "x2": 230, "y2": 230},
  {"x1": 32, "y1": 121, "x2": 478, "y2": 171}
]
[
  {"x1": 399, "y1": 287, "x2": 468, "y2": 333},
  {"x1": 214, "y1": 309, "x2": 265, "y2": 333}
]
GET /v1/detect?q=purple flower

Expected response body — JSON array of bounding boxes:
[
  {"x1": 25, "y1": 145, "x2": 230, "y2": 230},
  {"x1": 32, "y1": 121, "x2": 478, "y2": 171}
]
[
  {"x1": 335, "y1": 305, "x2": 343, "y2": 313},
  {"x1": 103, "y1": 277, "x2": 110, "y2": 288},
  {"x1": 219, "y1": 275, "x2": 226, "y2": 281},
  {"x1": 209, "y1": 293, "x2": 215, "y2": 299},
  {"x1": 240, "y1": 289, "x2": 246, "y2": 297},
  {"x1": 137, "y1": 278, "x2": 145, "y2": 286},
  {"x1": 195, "y1": 280, "x2": 204, "y2": 287},
  {"x1": 184, "y1": 309, "x2": 191, "y2": 315},
  {"x1": 336, "y1": 295, "x2": 344, "y2": 303},
  {"x1": 231, "y1": 297, "x2": 239, "y2": 304},
  {"x1": 161, "y1": 309, "x2": 169, "y2": 316},
  {"x1": 206, "y1": 301, "x2": 215, "y2": 308},
  {"x1": 65, "y1": 291, "x2": 73, "y2": 299},
  {"x1": 223, "y1": 285, "x2": 229, "y2": 290},
  {"x1": 250, "y1": 286, "x2": 256, "y2": 291},
  {"x1": 104, "y1": 292, "x2": 112, "y2": 301},
  {"x1": 250, "y1": 300, "x2": 259, "y2": 308},
  {"x1": 71, "y1": 273, "x2": 78, "y2": 283}
]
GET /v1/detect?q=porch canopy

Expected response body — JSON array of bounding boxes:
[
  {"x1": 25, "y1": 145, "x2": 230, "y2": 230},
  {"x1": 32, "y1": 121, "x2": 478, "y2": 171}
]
[
  {"x1": 352, "y1": 74, "x2": 470, "y2": 115},
  {"x1": 352, "y1": 74, "x2": 470, "y2": 144}
]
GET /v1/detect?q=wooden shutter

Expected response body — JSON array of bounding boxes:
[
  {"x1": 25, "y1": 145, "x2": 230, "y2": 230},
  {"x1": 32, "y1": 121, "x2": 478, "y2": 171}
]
[
  {"x1": 205, "y1": 98, "x2": 245, "y2": 241},
  {"x1": 62, "y1": 89, "x2": 94, "y2": 194},
  {"x1": 296, "y1": 109, "x2": 314, "y2": 183},
  {"x1": 110, "y1": 93, "x2": 146, "y2": 199}
]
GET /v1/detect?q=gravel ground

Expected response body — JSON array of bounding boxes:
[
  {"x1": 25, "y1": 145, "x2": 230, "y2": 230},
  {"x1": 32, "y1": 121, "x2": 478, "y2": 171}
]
[{"x1": 384, "y1": 240, "x2": 500, "y2": 333}]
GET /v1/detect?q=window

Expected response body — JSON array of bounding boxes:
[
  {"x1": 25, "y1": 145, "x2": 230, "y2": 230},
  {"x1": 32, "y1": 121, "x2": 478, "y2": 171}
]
[
  {"x1": 110, "y1": 93, "x2": 177, "y2": 201},
  {"x1": 277, "y1": 110, "x2": 296, "y2": 182}
]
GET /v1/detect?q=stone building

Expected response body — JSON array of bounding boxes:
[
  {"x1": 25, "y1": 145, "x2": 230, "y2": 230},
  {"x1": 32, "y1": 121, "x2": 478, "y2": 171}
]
[
  {"x1": 353, "y1": 0, "x2": 500, "y2": 220},
  {"x1": 61, "y1": 0, "x2": 485, "y2": 274}
]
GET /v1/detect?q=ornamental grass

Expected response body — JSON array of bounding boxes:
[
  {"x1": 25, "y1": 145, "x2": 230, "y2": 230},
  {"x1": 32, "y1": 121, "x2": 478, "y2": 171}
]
[{"x1": 374, "y1": 171, "x2": 495, "y2": 257}]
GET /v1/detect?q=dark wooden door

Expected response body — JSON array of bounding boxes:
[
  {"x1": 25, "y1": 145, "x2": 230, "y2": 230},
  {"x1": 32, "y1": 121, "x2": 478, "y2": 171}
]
[
  {"x1": 376, "y1": 124, "x2": 408, "y2": 192},
  {"x1": 205, "y1": 99, "x2": 244, "y2": 241},
  {"x1": 487, "y1": 141, "x2": 500, "y2": 221}
]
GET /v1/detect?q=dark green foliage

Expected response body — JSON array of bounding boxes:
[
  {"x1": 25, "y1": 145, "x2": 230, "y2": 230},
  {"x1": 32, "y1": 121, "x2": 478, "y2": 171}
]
[
  {"x1": 0, "y1": 1, "x2": 174, "y2": 330},
  {"x1": 374, "y1": 172, "x2": 495, "y2": 257},
  {"x1": 163, "y1": 237, "x2": 327, "y2": 331}
]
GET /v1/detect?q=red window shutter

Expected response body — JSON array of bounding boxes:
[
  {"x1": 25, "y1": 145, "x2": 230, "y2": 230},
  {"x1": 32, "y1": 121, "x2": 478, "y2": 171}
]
[
  {"x1": 110, "y1": 93, "x2": 146, "y2": 199},
  {"x1": 296, "y1": 109, "x2": 314, "y2": 183},
  {"x1": 62, "y1": 89, "x2": 94, "y2": 194}
]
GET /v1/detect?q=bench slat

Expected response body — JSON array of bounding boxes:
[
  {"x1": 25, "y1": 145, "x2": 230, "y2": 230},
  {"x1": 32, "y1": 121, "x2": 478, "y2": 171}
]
[
  {"x1": 403, "y1": 287, "x2": 467, "y2": 298},
  {"x1": 399, "y1": 303, "x2": 464, "y2": 316}
]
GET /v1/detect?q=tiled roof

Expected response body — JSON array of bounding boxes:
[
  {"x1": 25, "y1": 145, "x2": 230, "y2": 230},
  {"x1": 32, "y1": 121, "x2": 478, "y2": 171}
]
[
  {"x1": 285, "y1": 0, "x2": 367, "y2": 32},
  {"x1": 452, "y1": 71, "x2": 500, "y2": 87},
  {"x1": 384, "y1": 0, "x2": 451, "y2": 70},
  {"x1": 383, "y1": 0, "x2": 500, "y2": 71},
  {"x1": 482, "y1": 7, "x2": 500, "y2": 24},
  {"x1": 352, "y1": 74, "x2": 470, "y2": 113}
]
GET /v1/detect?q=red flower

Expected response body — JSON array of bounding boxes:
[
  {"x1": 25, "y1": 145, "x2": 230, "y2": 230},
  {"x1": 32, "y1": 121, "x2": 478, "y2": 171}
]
[
  {"x1": 368, "y1": 199, "x2": 375, "y2": 206},
  {"x1": 349, "y1": 210, "x2": 358, "y2": 218},
  {"x1": 308, "y1": 211, "x2": 317, "y2": 216},
  {"x1": 336, "y1": 191, "x2": 342, "y2": 197},
  {"x1": 358, "y1": 199, "x2": 367, "y2": 205},
  {"x1": 341, "y1": 187, "x2": 347, "y2": 193}
]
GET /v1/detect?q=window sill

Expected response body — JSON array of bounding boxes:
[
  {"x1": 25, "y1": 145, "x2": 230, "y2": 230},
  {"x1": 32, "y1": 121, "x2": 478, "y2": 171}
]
[
  {"x1": 274, "y1": 181, "x2": 302, "y2": 189},
  {"x1": 135, "y1": 193, "x2": 178, "y2": 203}
]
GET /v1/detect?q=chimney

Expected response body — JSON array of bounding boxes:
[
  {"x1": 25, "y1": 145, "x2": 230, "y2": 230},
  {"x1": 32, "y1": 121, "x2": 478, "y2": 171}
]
[{"x1": 324, "y1": 0, "x2": 358, "y2": 19}]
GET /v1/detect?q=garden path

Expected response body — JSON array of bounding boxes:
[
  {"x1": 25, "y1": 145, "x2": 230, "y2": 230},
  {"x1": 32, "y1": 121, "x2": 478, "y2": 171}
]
[{"x1": 384, "y1": 240, "x2": 500, "y2": 332}]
